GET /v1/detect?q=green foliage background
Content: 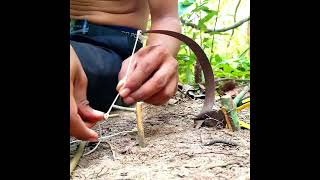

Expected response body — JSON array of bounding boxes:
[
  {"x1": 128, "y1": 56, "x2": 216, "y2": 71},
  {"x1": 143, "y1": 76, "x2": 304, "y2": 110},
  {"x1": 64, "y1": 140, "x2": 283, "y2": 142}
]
[{"x1": 177, "y1": 0, "x2": 250, "y2": 84}]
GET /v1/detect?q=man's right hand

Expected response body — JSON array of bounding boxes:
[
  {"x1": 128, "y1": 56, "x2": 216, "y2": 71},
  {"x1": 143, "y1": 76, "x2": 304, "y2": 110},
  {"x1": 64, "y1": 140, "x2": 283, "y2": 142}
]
[{"x1": 70, "y1": 45, "x2": 104, "y2": 141}]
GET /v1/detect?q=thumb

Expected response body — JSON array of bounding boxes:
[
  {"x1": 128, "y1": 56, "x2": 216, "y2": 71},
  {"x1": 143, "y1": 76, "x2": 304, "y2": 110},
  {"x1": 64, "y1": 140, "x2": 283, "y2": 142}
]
[
  {"x1": 78, "y1": 101, "x2": 104, "y2": 122},
  {"x1": 118, "y1": 58, "x2": 129, "y2": 81}
]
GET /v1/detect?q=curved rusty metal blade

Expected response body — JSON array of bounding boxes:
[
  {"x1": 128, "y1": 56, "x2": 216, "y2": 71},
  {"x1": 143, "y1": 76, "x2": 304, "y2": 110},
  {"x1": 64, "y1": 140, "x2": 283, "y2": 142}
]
[{"x1": 142, "y1": 30, "x2": 215, "y2": 119}]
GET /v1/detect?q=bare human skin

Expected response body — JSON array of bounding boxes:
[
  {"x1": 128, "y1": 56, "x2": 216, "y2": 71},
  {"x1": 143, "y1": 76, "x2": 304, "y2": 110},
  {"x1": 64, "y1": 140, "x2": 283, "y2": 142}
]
[{"x1": 70, "y1": 0, "x2": 181, "y2": 141}]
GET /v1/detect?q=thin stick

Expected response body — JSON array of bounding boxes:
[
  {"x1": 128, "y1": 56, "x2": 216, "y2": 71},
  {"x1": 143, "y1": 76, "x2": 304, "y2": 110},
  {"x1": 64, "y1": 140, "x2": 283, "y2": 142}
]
[
  {"x1": 136, "y1": 102, "x2": 145, "y2": 147},
  {"x1": 103, "y1": 113, "x2": 120, "y2": 120},
  {"x1": 112, "y1": 105, "x2": 136, "y2": 112},
  {"x1": 107, "y1": 114, "x2": 119, "y2": 118},
  {"x1": 181, "y1": 16, "x2": 250, "y2": 33},
  {"x1": 70, "y1": 141, "x2": 86, "y2": 175}
]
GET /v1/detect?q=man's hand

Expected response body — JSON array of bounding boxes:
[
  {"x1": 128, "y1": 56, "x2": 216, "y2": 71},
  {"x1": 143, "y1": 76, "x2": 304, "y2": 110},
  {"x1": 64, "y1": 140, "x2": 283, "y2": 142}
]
[
  {"x1": 70, "y1": 45, "x2": 104, "y2": 141},
  {"x1": 117, "y1": 45, "x2": 178, "y2": 105}
]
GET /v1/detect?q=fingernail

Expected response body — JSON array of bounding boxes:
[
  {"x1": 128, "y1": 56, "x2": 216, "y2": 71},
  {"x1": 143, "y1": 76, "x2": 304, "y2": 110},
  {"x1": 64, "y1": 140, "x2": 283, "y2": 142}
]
[
  {"x1": 124, "y1": 96, "x2": 135, "y2": 104},
  {"x1": 119, "y1": 88, "x2": 130, "y2": 97},
  {"x1": 93, "y1": 109, "x2": 104, "y2": 117},
  {"x1": 116, "y1": 79, "x2": 125, "y2": 91}
]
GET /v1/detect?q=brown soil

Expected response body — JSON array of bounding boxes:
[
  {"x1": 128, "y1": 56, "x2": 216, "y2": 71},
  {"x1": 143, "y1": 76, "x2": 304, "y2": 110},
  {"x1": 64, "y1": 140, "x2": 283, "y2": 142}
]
[{"x1": 70, "y1": 93, "x2": 250, "y2": 180}]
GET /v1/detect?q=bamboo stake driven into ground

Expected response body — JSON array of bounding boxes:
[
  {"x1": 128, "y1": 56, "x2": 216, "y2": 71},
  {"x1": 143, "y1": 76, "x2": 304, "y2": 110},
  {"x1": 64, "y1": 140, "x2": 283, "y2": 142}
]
[
  {"x1": 221, "y1": 95, "x2": 240, "y2": 131},
  {"x1": 221, "y1": 108, "x2": 232, "y2": 130},
  {"x1": 135, "y1": 102, "x2": 145, "y2": 147}
]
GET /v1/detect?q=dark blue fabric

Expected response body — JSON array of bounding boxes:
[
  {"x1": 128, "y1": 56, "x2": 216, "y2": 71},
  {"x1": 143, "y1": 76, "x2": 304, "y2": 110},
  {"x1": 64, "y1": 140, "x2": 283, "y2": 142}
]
[{"x1": 70, "y1": 20, "x2": 143, "y2": 111}]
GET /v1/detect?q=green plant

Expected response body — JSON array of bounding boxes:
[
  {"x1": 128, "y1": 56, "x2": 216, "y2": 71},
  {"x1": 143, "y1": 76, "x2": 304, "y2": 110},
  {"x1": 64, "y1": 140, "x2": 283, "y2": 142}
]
[{"x1": 177, "y1": 0, "x2": 250, "y2": 84}]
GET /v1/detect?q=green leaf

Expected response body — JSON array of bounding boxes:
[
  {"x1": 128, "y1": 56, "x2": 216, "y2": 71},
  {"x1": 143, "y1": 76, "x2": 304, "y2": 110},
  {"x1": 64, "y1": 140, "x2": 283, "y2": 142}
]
[
  {"x1": 178, "y1": 0, "x2": 195, "y2": 16},
  {"x1": 180, "y1": 0, "x2": 195, "y2": 6},
  {"x1": 198, "y1": 12, "x2": 216, "y2": 30},
  {"x1": 201, "y1": 7, "x2": 217, "y2": 14},
  {"x1": 203, "y1": 39, "x2": 213, "y2": 49},
  {"x1": 215, "y1": 54, "x2": 223, "y2": 63},
  {"x1": 199, "y1": 24, "x2": 208, "y2": 31},
  {"x1": 177, "y1": 54, "x2": 189, "y2": 61}
]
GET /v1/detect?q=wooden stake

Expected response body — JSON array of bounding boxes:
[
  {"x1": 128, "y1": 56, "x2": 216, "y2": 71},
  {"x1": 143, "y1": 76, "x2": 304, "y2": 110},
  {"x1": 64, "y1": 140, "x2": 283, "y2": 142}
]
[
  {"x1": 221, "y1": 95, "x2": 240, "y2": 131},
  {"x1": 221, "y1": 107, "x2": 232, "y2": 130},
  {"x1": 135, "y1": 102, "x2": 145, "y2": 147}
]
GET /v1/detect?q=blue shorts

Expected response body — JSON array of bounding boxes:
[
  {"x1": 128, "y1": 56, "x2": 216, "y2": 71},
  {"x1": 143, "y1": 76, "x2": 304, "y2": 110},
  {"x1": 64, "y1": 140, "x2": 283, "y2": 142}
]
[{"x1": 70, "y1": 20, "x2": 143, "y2": 111}]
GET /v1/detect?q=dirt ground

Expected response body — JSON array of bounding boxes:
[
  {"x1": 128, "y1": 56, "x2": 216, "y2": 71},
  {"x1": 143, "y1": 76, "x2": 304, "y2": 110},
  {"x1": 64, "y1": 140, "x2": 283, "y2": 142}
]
[{"x1": 70, "y1": 92, "x2": 250, "y2": 180}]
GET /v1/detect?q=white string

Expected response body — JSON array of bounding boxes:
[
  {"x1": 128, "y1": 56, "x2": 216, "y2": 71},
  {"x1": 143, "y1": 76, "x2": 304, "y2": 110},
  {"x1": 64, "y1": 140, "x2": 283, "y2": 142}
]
[
  {"x1": 83, "y1": 140, "x2": 101, "y2": 156},
  {"x1": 123, "y1": 30, "x2": 141, "y2": 82},
  {"x1": 70, "y1": 129, "x2": 137, "y2": 145},
  {"x1": 103, "y1": 29, "x2": 142, "y2": 121},
  {"x1": 72, "y1": 30, "x2": 142, "y2": 153}
]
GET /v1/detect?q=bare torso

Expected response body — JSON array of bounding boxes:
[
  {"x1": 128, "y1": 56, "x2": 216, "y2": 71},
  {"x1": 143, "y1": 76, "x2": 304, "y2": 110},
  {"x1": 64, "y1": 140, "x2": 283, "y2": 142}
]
[{"x1": 70, "y1": 0, "x2": 150, "y2": 30}]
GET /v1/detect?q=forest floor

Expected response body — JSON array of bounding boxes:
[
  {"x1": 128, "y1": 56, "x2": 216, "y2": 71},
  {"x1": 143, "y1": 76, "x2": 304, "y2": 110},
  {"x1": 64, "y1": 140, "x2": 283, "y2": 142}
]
[{"x1": 70, "y1": 89, "x2": 250, "y2": 180}]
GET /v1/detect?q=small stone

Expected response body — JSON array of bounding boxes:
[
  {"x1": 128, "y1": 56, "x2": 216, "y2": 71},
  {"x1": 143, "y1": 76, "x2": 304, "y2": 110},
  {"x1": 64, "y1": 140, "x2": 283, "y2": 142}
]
[{"x1": 120, "y1": 172, "x2": 128, "y2": 176}]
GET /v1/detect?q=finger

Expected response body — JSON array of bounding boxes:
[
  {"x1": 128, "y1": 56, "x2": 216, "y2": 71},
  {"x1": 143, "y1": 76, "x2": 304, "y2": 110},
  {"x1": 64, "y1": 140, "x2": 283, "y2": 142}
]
[
  {"x1": 123, "y1": 59, "x2": 177, "y2": 104},
  {"x1": 70, "y1": 113, "x2": 98, "y2": 141},
  {"x1": 117, "y1": 59, "x2": 137, "y2": 96},
  {"x1": 116, "y1": 79, "x2": 125, "y2": 92},
  {"x1": 117, "y1": 79, "x2": 132, "y2": 97},
  {"x1": 70, "y1": 45, "x2": 80, "y2": 83},
  {"x1": 74, "y1": 60, "x2": 89, "y2": 102},
  {"x1": 84, "y1": 121, "x2": 96, "y2": 128},
  {"x1": 72, "y1": 57, "x2": 104, "y2": 122},
  {"x1": 144, "y1": 74, "x2": 178, "y2": 105},
  {"x1": 78, "y1": 100, "x2": 104, "y2": 122},
  {"x1": 70, "y1": 94, "x2": 98, "y2": 141},
  {"x1": 118, "y1": 59, "x2": 129, "y2": 81},
  {"x1": 118, "y1": 57, "x2": 137, "y2": 81},
  {"x1": 121, "y1": 45, "x2": 169, "y2": 97}
]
